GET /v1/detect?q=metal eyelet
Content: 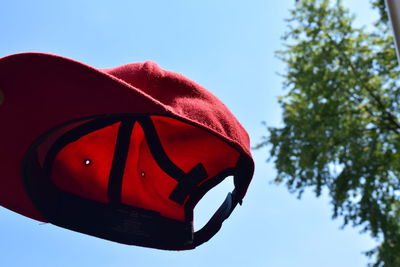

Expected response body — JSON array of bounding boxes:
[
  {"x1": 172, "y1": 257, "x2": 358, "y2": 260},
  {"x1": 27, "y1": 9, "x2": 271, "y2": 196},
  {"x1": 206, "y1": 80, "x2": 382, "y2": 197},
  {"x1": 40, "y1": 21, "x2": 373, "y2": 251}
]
[
  {"x1": 83, "y1": 159, "x2": 92, "y2": 166},
  {"x1": 140, "y1": 171, "x2": 146, "y2": 178}
]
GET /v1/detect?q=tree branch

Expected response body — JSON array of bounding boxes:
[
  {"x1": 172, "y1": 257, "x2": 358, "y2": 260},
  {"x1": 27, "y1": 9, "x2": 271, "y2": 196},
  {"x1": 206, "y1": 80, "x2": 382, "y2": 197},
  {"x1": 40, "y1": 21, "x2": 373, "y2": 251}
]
[{"x1": 326, "y1": 33, "x2": 400, "y2": 136}]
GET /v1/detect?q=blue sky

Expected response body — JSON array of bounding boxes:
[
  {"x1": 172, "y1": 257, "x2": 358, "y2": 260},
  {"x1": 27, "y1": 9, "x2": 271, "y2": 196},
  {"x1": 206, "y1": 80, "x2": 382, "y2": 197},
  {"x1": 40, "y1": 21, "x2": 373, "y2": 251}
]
[{"x1": 0, "y1": 1, "x2": 382, "y2": 266}]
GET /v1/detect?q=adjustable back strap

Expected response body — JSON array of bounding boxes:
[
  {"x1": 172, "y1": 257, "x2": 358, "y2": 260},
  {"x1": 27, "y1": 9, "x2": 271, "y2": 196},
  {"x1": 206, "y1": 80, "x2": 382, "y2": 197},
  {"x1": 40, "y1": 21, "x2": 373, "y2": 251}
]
[
  {"x1": 189, "y1": 154, "x2": 253, "y2": 248},
  {"x1": 192, "y1": 189, "x2": 241, "y2": 247}
]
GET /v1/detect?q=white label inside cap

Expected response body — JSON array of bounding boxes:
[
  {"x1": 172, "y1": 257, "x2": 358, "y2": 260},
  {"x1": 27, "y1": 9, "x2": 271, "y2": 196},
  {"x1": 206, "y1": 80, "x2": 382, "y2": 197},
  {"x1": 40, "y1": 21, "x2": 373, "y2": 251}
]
[{"x1": 0, "y1": 89, "x2": 4, "y2": 106}]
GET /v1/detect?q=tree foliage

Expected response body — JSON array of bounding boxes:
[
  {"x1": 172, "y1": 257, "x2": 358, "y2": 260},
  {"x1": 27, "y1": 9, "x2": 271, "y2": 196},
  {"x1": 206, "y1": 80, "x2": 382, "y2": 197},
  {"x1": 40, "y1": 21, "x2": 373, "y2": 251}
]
[{"x1": 261, "y1": 0, "x2": 400, "y2": 265}]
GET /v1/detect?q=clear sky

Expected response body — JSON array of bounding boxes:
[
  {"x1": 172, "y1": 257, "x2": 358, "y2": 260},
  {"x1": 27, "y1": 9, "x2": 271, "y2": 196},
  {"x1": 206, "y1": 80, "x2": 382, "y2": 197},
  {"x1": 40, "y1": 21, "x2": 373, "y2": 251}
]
[{"x1": 0, "y1": 1, "x2": 382, "y2": 266}]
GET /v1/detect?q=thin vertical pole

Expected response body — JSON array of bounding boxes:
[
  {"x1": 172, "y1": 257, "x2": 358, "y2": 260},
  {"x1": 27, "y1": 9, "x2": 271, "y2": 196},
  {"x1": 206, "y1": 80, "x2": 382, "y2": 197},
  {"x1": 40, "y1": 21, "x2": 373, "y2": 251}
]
[{"x1": 386, "y1": 0, "x2": 400, "y2": 63}]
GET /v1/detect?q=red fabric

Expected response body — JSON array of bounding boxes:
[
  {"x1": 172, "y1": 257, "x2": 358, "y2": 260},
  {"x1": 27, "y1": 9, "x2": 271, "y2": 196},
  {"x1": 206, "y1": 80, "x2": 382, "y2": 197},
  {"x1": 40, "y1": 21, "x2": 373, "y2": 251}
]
[
  {"x1": 151, "y1": 116, "x2": 239, "y2": 186},
  {"x1": 121, "y1": 116, "x2": 240, "y2": 221},
  {"x1": 0, "y1": 53, "x2": 254, "y2": 223},
  {"x1": 50, "y1": 122, "x2": 120, "y2": 204},
  {"x1": 121, "y1": 121, "x2": 183, "y2": 220},
  {"x1": 103, "y1": 62, "x2": 251, "y2": 154},
  {"x1": 46, "y1": 116, "x2": 240, "y2": 222}
]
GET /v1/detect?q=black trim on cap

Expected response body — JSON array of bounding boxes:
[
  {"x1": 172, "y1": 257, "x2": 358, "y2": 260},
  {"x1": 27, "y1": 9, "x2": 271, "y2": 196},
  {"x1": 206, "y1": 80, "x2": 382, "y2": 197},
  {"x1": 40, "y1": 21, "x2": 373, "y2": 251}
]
[
  {"x1": 51, "y1": 186, "x2": 193, "y2": 249},
  {"x1": 108, "y1": 119, "x2": 135, "y2": 203},
  {"x1": 169, "y1": 163, "x2": 208, "y2": 204},
  {"x1": 138, "y1": 117, "x2": 209, "y2": 205},
  {"x1": 138, "y1": 117, "x2": 186, "y2": 182}
]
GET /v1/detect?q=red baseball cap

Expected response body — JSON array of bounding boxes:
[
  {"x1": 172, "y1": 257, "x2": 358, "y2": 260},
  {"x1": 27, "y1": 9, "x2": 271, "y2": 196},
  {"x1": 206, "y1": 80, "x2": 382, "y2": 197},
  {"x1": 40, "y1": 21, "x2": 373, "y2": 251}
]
[{"x1": 0, "y1": 53, "x2": 254, "y2": 250}]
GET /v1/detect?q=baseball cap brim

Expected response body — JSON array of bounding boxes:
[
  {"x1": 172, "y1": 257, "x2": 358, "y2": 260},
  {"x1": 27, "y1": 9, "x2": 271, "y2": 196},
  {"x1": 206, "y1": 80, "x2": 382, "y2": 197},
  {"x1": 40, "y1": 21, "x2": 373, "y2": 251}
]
[{"x1": 0, "y1": 53, "x2": 169, "y2": 221}]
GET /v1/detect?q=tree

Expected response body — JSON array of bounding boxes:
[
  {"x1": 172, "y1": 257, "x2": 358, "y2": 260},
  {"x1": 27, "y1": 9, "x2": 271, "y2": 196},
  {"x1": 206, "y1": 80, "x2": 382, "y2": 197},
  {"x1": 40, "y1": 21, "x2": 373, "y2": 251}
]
[{"x1": 259, "y1": 0, "x2": 400, "y2": 265}]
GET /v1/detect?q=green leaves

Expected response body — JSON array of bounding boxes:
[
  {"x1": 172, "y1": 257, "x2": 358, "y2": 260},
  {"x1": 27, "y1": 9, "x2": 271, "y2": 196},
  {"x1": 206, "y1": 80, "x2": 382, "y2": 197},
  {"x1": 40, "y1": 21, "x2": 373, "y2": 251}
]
[{"x1": 263, "y1": 0, "x2": 400, "y2": 265}]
